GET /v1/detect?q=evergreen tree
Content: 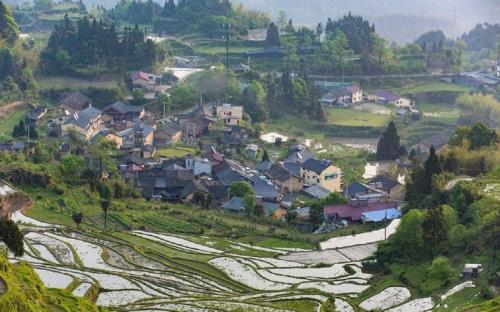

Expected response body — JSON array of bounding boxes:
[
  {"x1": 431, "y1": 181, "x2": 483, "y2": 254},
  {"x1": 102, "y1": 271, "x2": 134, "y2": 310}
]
[
  {"x1": 28, "y1": 124, "x2": 38, "y2": 139},
  {"x1": 261, "y1": 150, "x2": 270, "y2": 162},
  {"x1": 422, "y1": 205, "x2": 447, "y2": 253},
  {"x1": 423, "y1": 146, "x2": 441, "y2": 193},
  {"x1": 0, "y1": 48, "x2": 13, "y2": 80},
  {"x1": 314, "y1": 101, "x2": 327, "y2": 122},
  {"x1": 0, "y1": 220, "x2": 24, "y2": 256},
  {"x1": 376, "y1": 121, "x2": 402, "y2": 160},
  {"x1": 161, "y1": 0, "x2": 176, "y2": 17},
  {"x1": 266, "y1": 22, "x2": 280, "y2": 48},
  {"x1": 315, "y1": 22, "x2": 323, "y2": 41},
  {"x1": 0, "y1": 1, "x2": 19, "y2": 44},
  {"x1": 285, "y1": 19, "x2": 295, "y2": 35},
  {"x1": 12, "y1": 119, "x2": 26, "y2": 138},
  {"x1": 72, "y1": 212, "x2": 83, "y2": 228},
  {"x1": 101, "y1": 200, "x2": 111, "y2": 230}
]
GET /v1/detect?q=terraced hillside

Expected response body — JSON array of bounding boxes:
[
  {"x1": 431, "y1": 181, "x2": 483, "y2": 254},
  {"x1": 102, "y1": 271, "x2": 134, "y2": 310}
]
[{"x1": 7, "y1": 210, "x2": 483, "y2": 312}]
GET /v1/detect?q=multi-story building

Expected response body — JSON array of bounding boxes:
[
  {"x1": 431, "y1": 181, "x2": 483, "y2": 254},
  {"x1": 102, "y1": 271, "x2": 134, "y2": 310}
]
[{"x1": 300, "y1": 158, "x2": 342, "y2": 193}]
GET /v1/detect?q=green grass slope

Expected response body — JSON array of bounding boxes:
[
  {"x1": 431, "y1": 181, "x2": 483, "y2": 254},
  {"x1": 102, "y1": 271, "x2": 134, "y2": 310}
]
[{"x1": 0, "y1": 252, "x2": 103, "y2": 312}]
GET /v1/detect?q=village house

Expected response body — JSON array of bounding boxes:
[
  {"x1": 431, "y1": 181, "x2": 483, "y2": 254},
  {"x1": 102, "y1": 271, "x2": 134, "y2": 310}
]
[
  {"x1": 61, "y1": 106, "x2": 102, "y2": 141},
  {"x1": 130, "y1": 71, "x2": 161, "y2": 91},
  {"x1": 91, "y1": 130, "x2": 123, "y2": 149},
  {"x1": 285, "y1": 145, "x2": 315, "y2": 164},
  {"x1": 414, "y1": 132, "x2": 450, "y2": 157},
  {"x1": 367, "y1": 175, "x2": 405, "y2": 201},
  {"x1": 154, "y1": 123, "x2": 183, "y2": 146},
  {"x1": 221, "y1": 127, "x2": 248, "y2": 156},
  {"x1": 245, "y1": 144, "x2": 259, "y2": 159},
  {"x1": 58, "y1": 92, "x2": 92, "y2": 114},
  {"x1": 0, "y1": 181, "x2": 31, "y2": 220},
  {"x1": 216, "y1": 104, "x2": 243, "y2": 126},
  {"x1": 178, "y1": 114, "x2": 213, "y2": 139},
  {"x1": 0, "y1": 141, "x2": 27, "y2": 153},
  {"x1": 26, "y1": 107, "x2": 47, "y2": 123},
  {"x1": 102, "y1": 101, "x2": 145, "y2": 122},
  {"x1": 300, "y1": 158, "x2": 342, "y2": 193},
  {"x1": 116, "y1": 123, "x2": 154, "y2": 149},
  {"x1": 302, "y1": 184, "x2": 331, "y2": 200},
  {"x1": 222, "y1": 196, "x2": 246, "y2": 214},
  {"x1": 454, "y1": 72, "x2": 500, "y2": 89},
  {"x1": 252, "y1": 177, "x2": 281, "y2": 203},
  {"x1": 320, "y1": 85, "x2": 363, "y2": 106},
  {"x1": 323, "y1": 200, "x2": 399, "y2": 223},
  {"x1": 266, "y1": 163, "x2": 303, "y2": 194},
  {"x1": 136, "y1": 168, "x2": 205, "y2": 202},
  {"x1": 369, "y1": 90, "x2": 411, "y2": 108},
  {"x1": 185, "y1": 157, "x2": 212, "y2": 177}
]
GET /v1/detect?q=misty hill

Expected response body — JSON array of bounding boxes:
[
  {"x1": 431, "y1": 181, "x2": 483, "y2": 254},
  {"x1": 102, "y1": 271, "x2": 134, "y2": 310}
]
[
  {"x1": 4, "y1": 0, "x2": 499, "y2": 42},
  {"x1": 232, "y1": 0, "x2": 500, "y2": 43}
]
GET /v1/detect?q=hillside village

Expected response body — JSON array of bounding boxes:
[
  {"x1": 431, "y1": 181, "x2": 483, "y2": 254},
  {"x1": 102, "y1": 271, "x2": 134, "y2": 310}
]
[
  {"x1": 0, "y1": 0, "x2": 499, "y2": 311},
  {"x1": 0, "y1": 74, "x2": 426, "y2": 228}
]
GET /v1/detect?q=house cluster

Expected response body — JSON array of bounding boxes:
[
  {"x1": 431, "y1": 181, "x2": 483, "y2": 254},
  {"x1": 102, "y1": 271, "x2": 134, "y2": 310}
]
[
  {"x1": 119, "y1": 142, "x2": 344, "y2": 220},
  {"x1": 319, "y1": 84, "x2": 415, "y2": 113},
  {"x1": 453, "y1": 71, "x2": 500, "y2": 89},
  {"x1": 320, "y1": 84, "x2": 363, "y2": 107},
  {"x1": 51, "y1": 91, "x2": 247, "y2": 159},
  {"x1": 321, "y1": 175, "x2": 404, "y2": 225}
]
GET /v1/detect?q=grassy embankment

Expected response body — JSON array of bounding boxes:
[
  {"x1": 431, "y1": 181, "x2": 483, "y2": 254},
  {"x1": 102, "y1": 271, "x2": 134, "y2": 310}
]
[{"x1": 0, "y1": 252, "x2": 102, "y2": 311}]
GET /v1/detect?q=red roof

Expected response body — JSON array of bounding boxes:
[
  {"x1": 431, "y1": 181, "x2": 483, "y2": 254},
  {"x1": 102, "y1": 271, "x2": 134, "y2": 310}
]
[
  {"x1": 131, "y1": 71, "x2": 153, "y2": 82},
  {"x1": 346, "y1": 85, "x2": 362, "y2": 94},
  {"x1": 323, "y1": 201, "x2": 398, "y2": 221}
]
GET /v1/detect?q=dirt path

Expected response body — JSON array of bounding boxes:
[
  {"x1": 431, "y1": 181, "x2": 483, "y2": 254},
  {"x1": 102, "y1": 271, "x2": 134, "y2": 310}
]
[{"x1": 0, "y1": 101, "x2": 25, "y2": 119}]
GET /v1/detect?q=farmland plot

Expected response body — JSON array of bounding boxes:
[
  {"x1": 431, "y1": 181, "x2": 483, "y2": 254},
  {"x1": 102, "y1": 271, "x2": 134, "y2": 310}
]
[{"x1": 12, "y1": 210, "x2": 414, "y2": 311}]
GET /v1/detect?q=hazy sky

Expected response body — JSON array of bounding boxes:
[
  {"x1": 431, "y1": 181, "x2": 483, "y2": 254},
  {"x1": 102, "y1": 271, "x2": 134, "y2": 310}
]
[
  {"x1": 6, "y1": 0, "x2": 500, "y2": 42},
  {"x1": 232, "y1": 0, "x2": 500, "y2": 42}
]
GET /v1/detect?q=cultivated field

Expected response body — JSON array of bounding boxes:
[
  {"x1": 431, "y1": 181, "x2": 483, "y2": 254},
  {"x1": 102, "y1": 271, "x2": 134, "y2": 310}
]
[{"x1": 9, "y1": 210, "x2": 476, "y2": 311}]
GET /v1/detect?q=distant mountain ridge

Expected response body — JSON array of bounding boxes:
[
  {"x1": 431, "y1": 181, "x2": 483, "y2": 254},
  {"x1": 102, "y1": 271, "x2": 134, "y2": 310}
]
[
  {"x1": 231, "y1": 0, "x2": 500, "y2": 43},
  {"x1": 5, "y1": 0, "x2": 500, "y2": 43}
]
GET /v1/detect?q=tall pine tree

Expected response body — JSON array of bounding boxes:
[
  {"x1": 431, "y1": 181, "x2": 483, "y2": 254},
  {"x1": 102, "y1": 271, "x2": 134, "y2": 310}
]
[
  {"x1": 376, "y1": 121, "x2": 402, "y2": 160},
  {"x1": 423, "y1": 146, "x2": 441, "y2": 193},
  {"x1": 266, "y1": 22, "x2": 280, "y2": 48}
]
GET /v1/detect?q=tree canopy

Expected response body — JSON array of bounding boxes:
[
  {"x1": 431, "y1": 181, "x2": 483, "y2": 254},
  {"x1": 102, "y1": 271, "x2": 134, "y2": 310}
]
[
  {"x1": 41, "y1": 15, "x2": 158, "y2": 75},
  {"x1": 376, "y1": 121, "x2": 404, "y2": 160},
  {"x1": 0, "y1": 1, "x2": 19, "y2": 44}
]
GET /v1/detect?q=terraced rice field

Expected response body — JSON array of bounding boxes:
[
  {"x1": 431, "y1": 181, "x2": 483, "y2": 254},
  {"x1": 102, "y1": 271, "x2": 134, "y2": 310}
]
[{"x1": 10, "y1": 211, "x2": 472, "y2": 311}]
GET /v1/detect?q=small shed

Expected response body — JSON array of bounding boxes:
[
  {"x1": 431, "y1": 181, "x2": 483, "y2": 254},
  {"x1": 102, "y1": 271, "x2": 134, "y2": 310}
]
[
  {"x1": 246, "y1": 144, "x2": 259, "y2": 159},
  {"x1": 222, "y1": 196, "x2": 245, "y2": 214},
  {"x1": 462, "y1": 264, "x2": 482, "y2": 279}
]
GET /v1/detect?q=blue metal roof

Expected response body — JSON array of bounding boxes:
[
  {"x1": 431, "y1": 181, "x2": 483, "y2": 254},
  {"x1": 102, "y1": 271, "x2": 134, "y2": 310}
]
[{"x1": 362, "y1": 208, "x2": 401, "y2": 222}]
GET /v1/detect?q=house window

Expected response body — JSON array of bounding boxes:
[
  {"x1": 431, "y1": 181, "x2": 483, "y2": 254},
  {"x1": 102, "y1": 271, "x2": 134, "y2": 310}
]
[
  {"x1": 325, "y1": 173, "x2": 338, "y2": 180},
  {"x1": 317, "y1": 179, "x2": 320, "y2": 183}
]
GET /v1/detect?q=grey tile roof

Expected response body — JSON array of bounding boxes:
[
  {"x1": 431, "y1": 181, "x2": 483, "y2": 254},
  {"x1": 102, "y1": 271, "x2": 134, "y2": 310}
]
[
  {"x1": 59, "y1": 92, "x2": 91, "y2": 111},
  {"x1": 266, "y1": 164, "x2": 293, "y2": 182},
  {"x1": 257, "y1": 161, "x2": 272, "y2": 172},
  {"x1": 286, "y1": 146, "x2": 315, "y2": 163},
  {"x1": 105, "y1": 101, "x2": 144, "y2": 114},
  {"x1": 65, "y1": 106, "x2": 102, "y2": 130},
  {"x1": 345, "y1": 182, "x2": 370, "y2": 197},
  {"x1": 253, "y1": 184, "x2": 280, "y2": 199},
  {"x1": 368, "y1": 175, "x2": 400, "y2": 191},
  {"x1": 223, "y1": 196, "x2": 245, "y2": 212},
  {"x1": 283, "y1": 161, "x2": 301, "y2": 176},
  {"x1": 303, "y1": 184, "x2": 331, "y2": 199},
  {"x1": 301, "y1": 158, "x2": 332, "y2": 174}
]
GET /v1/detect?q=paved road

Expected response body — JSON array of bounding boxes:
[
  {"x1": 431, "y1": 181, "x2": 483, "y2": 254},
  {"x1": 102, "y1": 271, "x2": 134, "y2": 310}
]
[
  {"x1": 445, "y1": 176, "x2": 474, "y2": 191},
  {"x1": 309, "y1": 73, "x2": 453, "y2": 80}
]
